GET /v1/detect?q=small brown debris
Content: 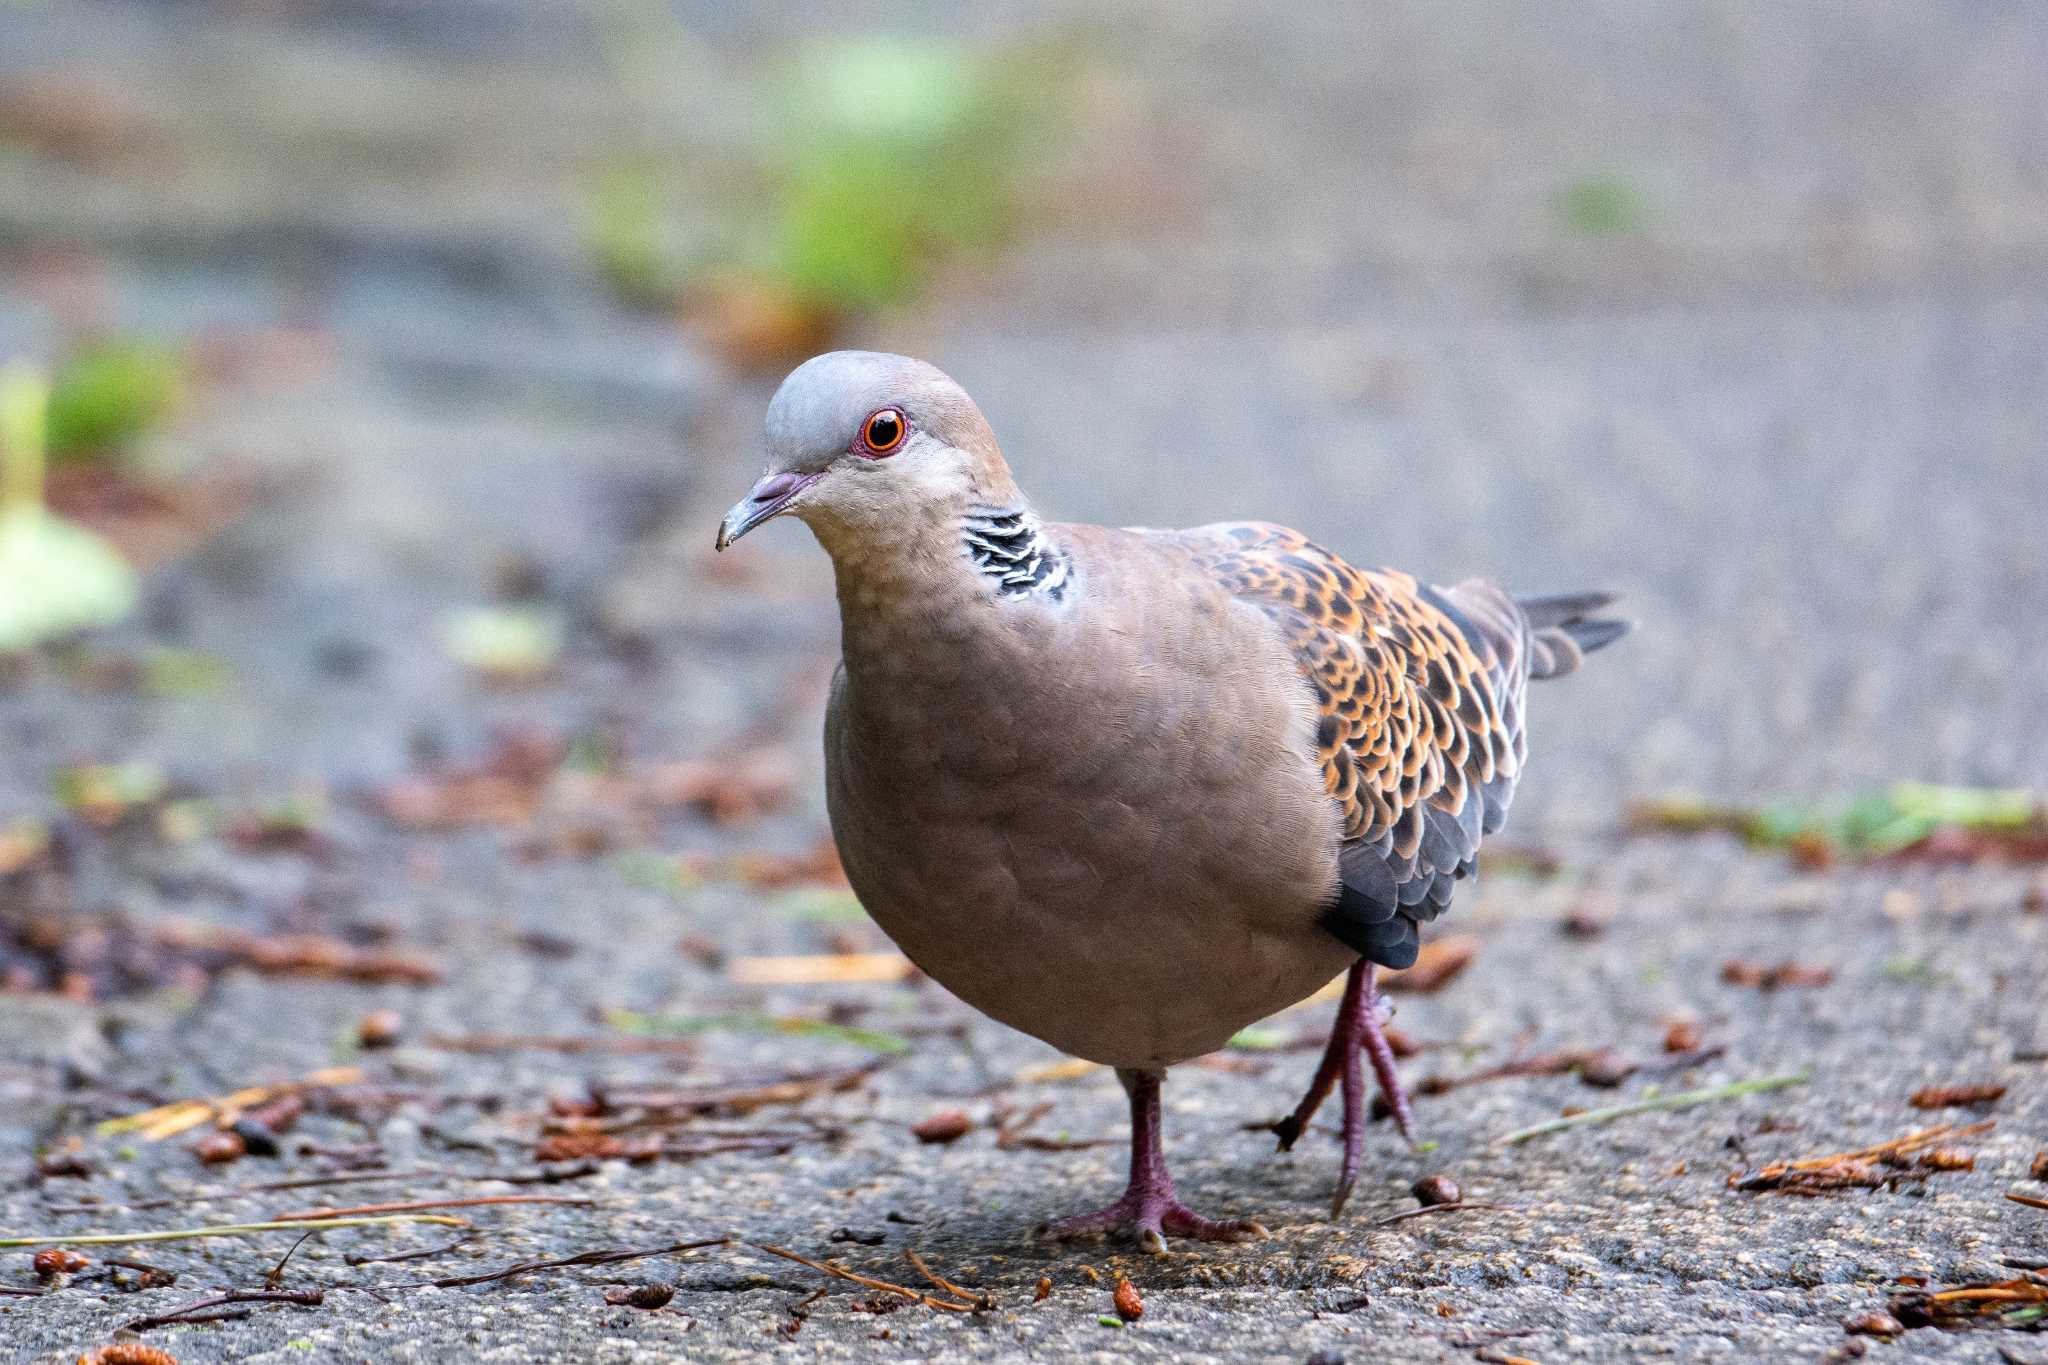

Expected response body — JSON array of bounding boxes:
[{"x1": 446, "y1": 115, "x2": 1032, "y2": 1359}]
[
  {"x1": 1915, "y1": 1148, "x2": 1974, "y2": 1171},
  {"x1": 730, "y1": 839, "x2": 848, "y2": 890},
  {"x1": 1891, "y1": 1276, "x2": 2048, "y2": 1329},
  {"x1": 1731, "y1": 1120, "x2": 1994, "y2": 1194},
  {"x1": 1575, "y1": 1048, "x2": 1639, "y2": 1089},
  {"x1": 604, "y1": 1283, "x2": 675, "y2": 1310},
  {"x1": 33, "y1": 1247, "x2": 88, "y2": 1277},
  {"x1": 37, "y1": 1144, "x2": 94, "y2": 1179},
  {"x1": 1662, "y1": 1018, "x2": 1703, "y2": 1053},
  {"x1": 232, "y1": 1094, "x2": 304, "y2": 1157},
  {"x1": 78, "y1": 1346, "x2": 181, "y2": 1365},
  {"x1": 0, "y1": 820, "x2": 49, "y2": 876},
  {"x1": 192, "y1": 1131, "x2": 246, "y2": 1165},
  {"x1": 1841, "y1": 1310, "x2": 1903, "y2": 1337},
  {"x1": 108, "y1": 1261, "x2": 177, "y2": 1289},
  {"x1": 748, "y1": 1241, "x2": 981, "y2": 1313},
  {"x1": 677, "y1": 934, "x2": 724, "y2": 968},
  {"x1": 1382, "y1": 936, "x2": 1478, "y2": 994},
  {"x1": 1785, "y1": 830, "x2": 1837, "y2": 871},
  {"x1": 911, "y1": 1110, "x2": 973, "y2": 1145},
  {"x1": 1908, "y1": 1083, "x2": 2005, "y2": 1110},
  {"x1": 1410, "y1": 1174, "x2": 1462, "y2": 1207},
  {"x1": 730, "y1": 953, "x2": 913, "y2": 985},
  {"x1": 356, "y1": 1010, "x2": 403, "y2": 1049},
  {"x1": 2025, "y1": 877, "x2": 2047, "y2": 915},
  {"x1": 1112, "y1": 1276, "x2": 1142, "y2": 1321},
  {"x1": 2029, "y1": 1150, "x2": 2048, "y2": 1182},
  {"x1": 533, "y1": 1132, "x2": 661, "y2": 1164},
  {"x1": 1033, "y1": 1276, "x2": 1051, "y2": 1302},
  {"x1": 1559, "y1": 905, "x2": 1608, "y2": 938},
  {"x1": 1721, "y1": 960, "x2": 1832, "y2": 989},
  {"x1": 1434, "y1": 1301, "x2": 1457, "y2": 1317},
  {"x1": 904, "y1": 1250, "x2": 991, "y2": 1310},
  {"x1": 1382, "y1": 1024, "x2": 1421, "y2": 1058},
  {"x1": 683, "y1": 272, "x2": 842, "y2": 374}
]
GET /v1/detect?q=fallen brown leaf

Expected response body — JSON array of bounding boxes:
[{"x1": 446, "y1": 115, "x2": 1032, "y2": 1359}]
[
  {"x1": 1382, "y1": 936, "x2": 1479, "y2": 994},
  {"x1": 1720, "y1": 959, "x2": 1832, "y2": 989},
  {"x1": 730, "y1": 840, "x2": 848, "y2": 890},
  {"x1": 729, "y1": 953, "x2": 914, "y2": 986},
  {"x1": 1909, "y1": 1083, "x2": 2006, "y2": 1110},
  {"x1": 1891, "y1": 1276, "x2": 2048, "y2": 1330},
  {"x1": 1731, "y1": 1121, "x2": 1995, "y2": 1195}
]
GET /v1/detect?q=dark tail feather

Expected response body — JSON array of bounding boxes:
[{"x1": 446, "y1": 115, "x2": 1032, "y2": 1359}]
[{"x1": 1516, "y1": 590, "x2": 1630, "y2": 679}]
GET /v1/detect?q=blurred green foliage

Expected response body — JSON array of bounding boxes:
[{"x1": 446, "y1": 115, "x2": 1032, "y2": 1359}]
[
  {"x1": 0, "y1": 361, "x2": 138, "y2": 653},
  {"x1": 442, "y1": 605, "x2": 565, "y2": 683},
  {"x1": 1633, "y1": 782, "x2": 2041, "y2": 859},
  {"x1": 586, "y1": 35, "x2": 1059, "y2": 319},
  {"x1": 585, "y1": 160, "x2": 693, "y2": 309},
  {"x1": 1555, "y1": 172, "x2": 1646, "y2": 237},
  {"x1": 45, "y1": 339, "x2": 186, "y2": 464},
  {"x1": 766, "y1": 38, "x2": 1042, "y2": 311}
]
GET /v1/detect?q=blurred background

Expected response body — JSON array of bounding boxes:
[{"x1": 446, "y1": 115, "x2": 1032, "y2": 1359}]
[
  {"x1": 1, "y1": 0, "x2": 2045, "y2": 966},
  {"x1": 2, "y1": 7, "x2": 2046, "y2": 1355}
]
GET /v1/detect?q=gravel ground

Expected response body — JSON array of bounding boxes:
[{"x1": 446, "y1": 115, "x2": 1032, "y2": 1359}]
[{"x1": 2, "y1": 3, "x2": 2045, "y2": 1362}]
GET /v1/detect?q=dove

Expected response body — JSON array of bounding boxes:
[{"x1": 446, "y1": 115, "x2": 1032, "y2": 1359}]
[{"x1": 715, "y1": 351, "x2": 1627, "y2": 1250}]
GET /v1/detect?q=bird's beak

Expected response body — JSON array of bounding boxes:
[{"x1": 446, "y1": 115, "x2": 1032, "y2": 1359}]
[{"x1": 715, "y1": 470, "x2": 821, "y2": 550}]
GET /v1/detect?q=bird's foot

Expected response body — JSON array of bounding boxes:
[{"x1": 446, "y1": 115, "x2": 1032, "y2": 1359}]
[
  {"x1": 1358, "y1": 980, "x2": 1415, "y2": 1145},
  {"x1": 1274, "y1": 961, "x2": 1418, "y2": 1217},
  {"x1": 1043, "y1": 1186, "x2": 1268, "y2": 1255}
]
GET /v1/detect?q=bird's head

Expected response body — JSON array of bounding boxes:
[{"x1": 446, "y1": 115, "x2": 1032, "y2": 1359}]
[{"x1": 715, "y1": 351, "x2": 1019, "y2": 555}]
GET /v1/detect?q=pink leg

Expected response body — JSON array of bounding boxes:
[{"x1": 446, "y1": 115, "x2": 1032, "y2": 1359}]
[
  {"x1": 1042, "y1": 1069, "x2": 1268, "y2": 1254},
  {"x1": 1272, "y1": 961, "x2": 1417, "y2": 1216}
]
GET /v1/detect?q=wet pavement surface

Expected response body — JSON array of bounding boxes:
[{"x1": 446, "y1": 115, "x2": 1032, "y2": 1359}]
[{"x1": 2, "y1": 3, "x2": 2045, "y2": 1361}]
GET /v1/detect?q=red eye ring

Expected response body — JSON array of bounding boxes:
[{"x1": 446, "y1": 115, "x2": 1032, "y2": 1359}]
[{"x1": 858, "y1": 407, "x2": 908, "y2": 457}]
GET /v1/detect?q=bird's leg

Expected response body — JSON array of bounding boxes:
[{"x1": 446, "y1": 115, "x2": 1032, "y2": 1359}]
[
  {"x1": 1357, "y1": 965, "x2": 1416, "y2": 1143},
  {"x1": 1041, "y1": 1068, "x2": 1268, "y2": 1254},
  {"x1": 1269, "y1": 963, "x2": 1366, "y2": 1151},
  {"x1": 1272, "y1": 960, "x2": 1416, "y2": 1216}
]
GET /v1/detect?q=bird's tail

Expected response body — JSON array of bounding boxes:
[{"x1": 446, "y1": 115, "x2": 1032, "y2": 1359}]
[{"x1": 1516, "y1": 590, "x2": 1630, "y2": 680}]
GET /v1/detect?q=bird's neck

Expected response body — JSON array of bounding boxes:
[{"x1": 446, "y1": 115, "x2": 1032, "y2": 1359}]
[
  {"x1": 958, "y1": 505, "x2": 1071, "y2": 601},
  {"x1": 822, "y1": 500, "x2": 1068, "y2": 693}
]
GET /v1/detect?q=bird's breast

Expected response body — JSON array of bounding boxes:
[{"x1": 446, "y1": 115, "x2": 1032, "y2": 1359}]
[{"x1": 821, "y1": 577, "x2": 1350, "y2": 1067}]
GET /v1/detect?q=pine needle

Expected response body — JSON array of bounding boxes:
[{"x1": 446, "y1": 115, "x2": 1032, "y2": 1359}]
[
  {"x1": 1495, "y1": 1071, "x2": 1810, "y2": 1145},
  {"x1": 0, "y1": 1214, "x2": 465, "y2": 1248}
]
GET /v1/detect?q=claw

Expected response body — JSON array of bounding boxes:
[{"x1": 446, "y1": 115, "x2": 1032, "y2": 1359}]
[
  {"x1": 1048, "y1": 1068, "x2": 1270, "y2": 1250},
  {"x1": 1275, "y1": 960, "x2": 1419, "y2": 1215}
]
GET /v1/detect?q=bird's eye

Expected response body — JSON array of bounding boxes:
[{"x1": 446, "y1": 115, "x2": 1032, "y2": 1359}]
[{"x1": 859, "y1": 407, "x2": 907, "y2": 456}]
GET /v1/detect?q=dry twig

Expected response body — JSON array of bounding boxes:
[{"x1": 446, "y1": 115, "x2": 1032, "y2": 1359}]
[{"x1": 748, "y1": 1242, "x2": 982, "y2": 1312}]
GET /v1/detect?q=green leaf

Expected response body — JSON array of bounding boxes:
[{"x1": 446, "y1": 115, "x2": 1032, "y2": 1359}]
[
  {"x1": 775, "y1": 888, "x2": 867, "y2": 922},
  {"x1": 443, "y1": 606, "x2": 563, "y2": 681},
  {"x1": 52, "y1": 761, "x2": 167, "y2": 814},
  {"x1": 0, "y1": 506, "x2": 138, "y2": 653},
  {"x1": 45, "y1": 340, "x2": 185, "y2": 463},
  {"x1": 1555, "y1": 173, "x2": 1646, "y2": 237},
  {"x1": 144, "y1": 645, "x2": 232, "y2": 697},
  {"x1": 1226, "y1": 1025, "x2": 1289, "y2": 1051}
]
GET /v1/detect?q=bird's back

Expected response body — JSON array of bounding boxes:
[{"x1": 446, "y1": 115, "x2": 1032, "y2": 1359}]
[{"x1": 1139, "y1": 521, "x2": 1627, "y2": 968}]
